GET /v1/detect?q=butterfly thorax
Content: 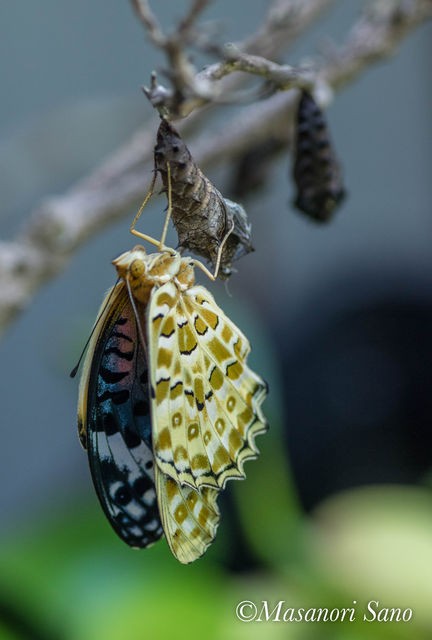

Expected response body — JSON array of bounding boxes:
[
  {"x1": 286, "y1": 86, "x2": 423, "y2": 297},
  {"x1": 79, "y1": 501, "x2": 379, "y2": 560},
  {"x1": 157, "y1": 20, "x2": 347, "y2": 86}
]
[{"x1": 112, "y1": 245, "x2": 196, "y2": 303}]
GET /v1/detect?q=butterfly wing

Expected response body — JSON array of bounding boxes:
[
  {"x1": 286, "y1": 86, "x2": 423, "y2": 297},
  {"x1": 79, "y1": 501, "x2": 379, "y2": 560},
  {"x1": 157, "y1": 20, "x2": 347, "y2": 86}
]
[
  {"x1": 155, "y1": 466, "x2": 220, "y2": 564},
  {"x1": 78, "y1": 283, "x2": 163, "y2": 548},
  {"x1": 148, "y1": 281, "x2": 268, "y2": 490}
]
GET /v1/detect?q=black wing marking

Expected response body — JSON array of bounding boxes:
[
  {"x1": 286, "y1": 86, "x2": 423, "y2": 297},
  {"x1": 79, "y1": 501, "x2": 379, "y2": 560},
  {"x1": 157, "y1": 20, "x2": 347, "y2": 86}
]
[{"x1": 82, "y1": 284, "x2": 163, "y2": 548}]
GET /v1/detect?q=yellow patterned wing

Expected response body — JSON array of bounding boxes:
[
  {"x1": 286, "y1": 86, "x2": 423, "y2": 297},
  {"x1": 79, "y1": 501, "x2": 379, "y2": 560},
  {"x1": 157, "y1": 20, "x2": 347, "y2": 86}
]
[
  {"x1": 155, "y1": 466, "x2": 220, "y2": 564},
  {"x1": 148, "y1": 281, "x2": 268, "y2": 490}
]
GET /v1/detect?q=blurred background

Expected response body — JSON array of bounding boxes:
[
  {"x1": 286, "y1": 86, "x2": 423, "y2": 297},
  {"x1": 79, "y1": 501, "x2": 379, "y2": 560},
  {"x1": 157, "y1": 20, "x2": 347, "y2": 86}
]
[{"x1": 1, "y1": 1, "x2": 432, "y2": 638}]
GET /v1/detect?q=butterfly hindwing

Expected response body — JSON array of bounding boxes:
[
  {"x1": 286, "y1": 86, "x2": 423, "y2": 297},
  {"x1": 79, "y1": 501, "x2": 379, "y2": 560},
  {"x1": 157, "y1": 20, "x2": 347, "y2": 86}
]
[
  {"x1": 78, "y1": 284, "x2": 163, "y2": 548},
  {"x1": 148, "y1": 281, "x2": 268, "y2": 490},
  {"x1": 155, "y1": 466, "x2": 220, "y2": 564}
]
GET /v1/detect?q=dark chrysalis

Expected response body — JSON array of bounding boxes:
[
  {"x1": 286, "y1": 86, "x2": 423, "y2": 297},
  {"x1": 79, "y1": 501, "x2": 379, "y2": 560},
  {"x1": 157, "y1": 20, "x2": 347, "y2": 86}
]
[
  {"x1": 292, "y1": 90, "x2": 346, "y2": 222},
  {"x1": 154, "y1": 119, "x2": 253, "y2": 278}
]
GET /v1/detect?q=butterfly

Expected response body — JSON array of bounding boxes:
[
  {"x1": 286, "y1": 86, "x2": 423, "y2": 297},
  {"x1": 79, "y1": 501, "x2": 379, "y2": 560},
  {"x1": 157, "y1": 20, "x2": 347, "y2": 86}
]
[{"x1": 76, "y1": 241, "x2": 268, "y2": 563}]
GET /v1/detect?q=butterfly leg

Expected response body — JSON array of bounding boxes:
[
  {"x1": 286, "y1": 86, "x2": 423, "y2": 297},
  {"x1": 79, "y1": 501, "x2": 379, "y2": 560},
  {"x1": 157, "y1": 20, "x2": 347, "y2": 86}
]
[
  {"x1": 131, "y1": 162, "x2": 176, "y2": 253},
  {"x1": 130, "y1": 168, "x2": 158, "y2": 236},
  {"x1": 192, "y1": 219, "x2": 235, "y2": 281}
]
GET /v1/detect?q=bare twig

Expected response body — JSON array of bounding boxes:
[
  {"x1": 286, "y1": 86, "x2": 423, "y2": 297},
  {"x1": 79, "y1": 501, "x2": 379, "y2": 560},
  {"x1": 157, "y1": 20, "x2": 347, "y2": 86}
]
[
  {"x1": 140, "y1": 0, "x2": 336, "y2": 117},
  {"x1": 131, "y1": 0, "x2": 166, "y2": 45},
  {"x1": 135, "y1": 0, "x2": 214, "y2": 116},
  {"x1": 0, "y1": 0, "x2": 431, "y2": 336},
  {"x1": 324, "y1": 0, "x2": 432, "y2": 89},
  {"x1": 203, "y1": 45, "x2": 317, "y2": 89},
  {"x1": 177, "y1": 0, "x2": 211, "y2": 36},
  {"x1": 243, "y1": 0, "x2": 335, "y2": 57}
]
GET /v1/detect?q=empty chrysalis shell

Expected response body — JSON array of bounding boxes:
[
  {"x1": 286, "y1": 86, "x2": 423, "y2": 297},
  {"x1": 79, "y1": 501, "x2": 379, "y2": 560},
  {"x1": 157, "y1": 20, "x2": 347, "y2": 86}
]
[{"x1": 154, "y1": 119, "x2": 254, "y2": 278}]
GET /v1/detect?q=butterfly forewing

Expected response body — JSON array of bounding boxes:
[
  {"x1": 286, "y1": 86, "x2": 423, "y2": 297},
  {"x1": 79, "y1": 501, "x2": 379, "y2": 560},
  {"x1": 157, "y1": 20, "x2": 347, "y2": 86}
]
[
  {"x1": 78, "y1": 284, "x2": 163, "y2": 548},
  {"x1": 148, "y1": 280, "x2": 268, "y2": 490}
]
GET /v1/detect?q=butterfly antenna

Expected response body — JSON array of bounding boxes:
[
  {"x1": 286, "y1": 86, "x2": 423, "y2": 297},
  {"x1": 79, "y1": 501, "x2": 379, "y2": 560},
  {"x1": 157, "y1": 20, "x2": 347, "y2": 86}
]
[{"x1": 70, "y1": 280, "x2": 120, "y2": 378}]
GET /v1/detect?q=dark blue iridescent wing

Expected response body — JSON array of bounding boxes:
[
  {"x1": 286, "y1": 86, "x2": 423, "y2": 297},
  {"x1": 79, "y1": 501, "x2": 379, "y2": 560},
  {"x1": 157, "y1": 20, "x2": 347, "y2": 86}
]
[{"x1": 78, "y1": 283, "x2": 163, "y2": 548}]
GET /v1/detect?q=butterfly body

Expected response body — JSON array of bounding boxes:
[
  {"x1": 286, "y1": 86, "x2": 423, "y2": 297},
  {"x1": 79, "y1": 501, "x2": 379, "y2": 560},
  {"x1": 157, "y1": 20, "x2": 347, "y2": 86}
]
[{"x1": 77, "y1": 245, "x2": 267, "y2": 562}]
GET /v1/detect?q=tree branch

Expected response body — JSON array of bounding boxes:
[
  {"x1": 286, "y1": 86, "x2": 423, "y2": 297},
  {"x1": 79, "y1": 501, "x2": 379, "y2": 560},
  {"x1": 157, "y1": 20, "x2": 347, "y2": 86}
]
[
  {"x1": 141, "y1": 0, "x2": 337, "y2": 116},
  {"x1": 130, "y1": 0, "x2": 166, "y2": 45},
  {"x1": 0, "y1": 0, "x2": 431, "y2": 337}
]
